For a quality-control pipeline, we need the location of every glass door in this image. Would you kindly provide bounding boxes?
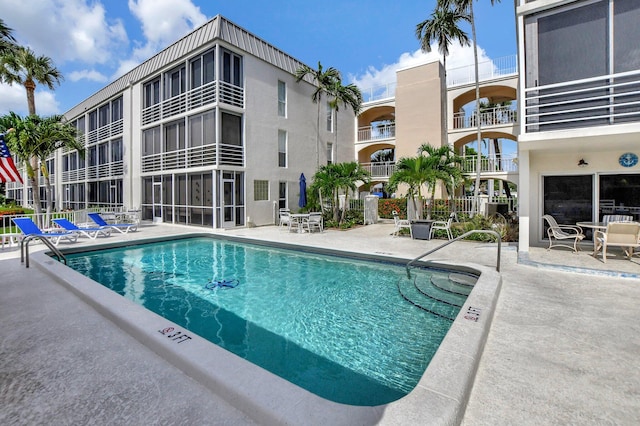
[222,174,235,228]
[153,181,162,223]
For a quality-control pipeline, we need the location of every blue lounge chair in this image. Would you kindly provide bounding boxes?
[52,218,112,239]
[12,217,79,246]
[88,212,138,234]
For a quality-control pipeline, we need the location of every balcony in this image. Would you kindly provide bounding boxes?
[361,161,396,179]
[357,124,396,143]
[447,55,518,87]
[452,107,517,129]
[141,81,244,125]
[524,69,640,133]
[360,82,397,103]
[461,155,518,174]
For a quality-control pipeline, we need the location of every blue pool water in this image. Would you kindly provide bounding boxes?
[65,237,471,406]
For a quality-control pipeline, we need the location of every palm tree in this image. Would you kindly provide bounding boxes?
[416,0,470,140]
[388,155,433,219]
[0,113,81,217]
[295,62,340,167]
[31,115,83,217]
[418,143,463,219]
[334,162,370,223]
[0,18,17,56]
[1,46,64,211]
[328,79,363,159]
[447,0,501,216]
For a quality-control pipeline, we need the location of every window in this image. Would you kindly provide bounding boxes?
[144,77,161,108]
[164,120,185,152]
[165,65,186,98]
[543,175,593,238]
[142,127,161,156]
[326,102,333,132]
[189,110,215,147]
[190,49,215,88]
[111,138,123,162]
[278,130,287,167]
[254,180,269,201]
[111,97,123,122]
[278,181,287,210]
[326,142,333,164]
[76,116,85,136]
[278,80,286,117]
[98,143,109,165]
[99,104,110,127]
[89,110,97,132]
[221,112,242,146]
[221,49,243,87]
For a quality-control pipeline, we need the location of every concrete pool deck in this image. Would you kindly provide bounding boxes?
[1,221,639,425]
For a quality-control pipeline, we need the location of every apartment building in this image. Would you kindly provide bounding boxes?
[6,15,355,228]
[516,0,640,251]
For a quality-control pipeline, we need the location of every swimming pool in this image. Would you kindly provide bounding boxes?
[63,236,473,406]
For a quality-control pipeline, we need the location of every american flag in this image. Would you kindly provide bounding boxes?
[0,133,23,184]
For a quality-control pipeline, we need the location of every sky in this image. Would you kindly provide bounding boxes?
[0,0,517,117]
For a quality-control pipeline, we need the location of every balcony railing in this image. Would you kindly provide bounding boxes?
[141,80,244,125]
[86,119,124,145]
[357,124,396,142]
[452,107,517,129]
[360,82,397,103]
[361,161,396,178]
[447,55,518,87]
[524,69,640,133]
[461,156,518,174]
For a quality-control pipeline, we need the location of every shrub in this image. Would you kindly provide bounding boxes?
[379,198,406,219]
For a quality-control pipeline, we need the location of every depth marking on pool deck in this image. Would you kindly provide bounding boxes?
[158,326,193,344]
[464,306,481,322]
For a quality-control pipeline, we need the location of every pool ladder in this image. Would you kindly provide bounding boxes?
[20,235,67,268]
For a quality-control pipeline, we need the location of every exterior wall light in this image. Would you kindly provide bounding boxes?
[578,158,589,167]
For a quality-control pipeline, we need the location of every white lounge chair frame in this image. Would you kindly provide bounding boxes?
[542,214,585,253]
[430,213,455,240]
[392,210,412,238]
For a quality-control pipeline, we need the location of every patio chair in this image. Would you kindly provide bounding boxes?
[593,222,640,263]
[303,212,323,233]
[52,218,112,240]
[279,209,291,230]
[392,210,412,238]
[602,214,633,225]
[11,217,79,246]
[542,214,585,253]
[430,213,455,240]
[88,213,138,234]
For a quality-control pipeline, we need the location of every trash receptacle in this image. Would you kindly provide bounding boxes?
[410,220,433,240]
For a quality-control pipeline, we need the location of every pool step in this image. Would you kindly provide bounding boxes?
[396,276,460,321]
[448,273,477,287]
[430,275,473,297]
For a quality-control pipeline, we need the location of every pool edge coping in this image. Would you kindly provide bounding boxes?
[31,233,502,426]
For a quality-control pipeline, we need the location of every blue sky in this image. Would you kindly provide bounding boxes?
[0,0,516,117]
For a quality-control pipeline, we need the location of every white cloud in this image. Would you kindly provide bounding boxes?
[350,42,496,92]
[0,0,128,65]
[0,83,60,116]
[68,69,110,83]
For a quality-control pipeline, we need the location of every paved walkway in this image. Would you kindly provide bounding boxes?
[1,222,639,425]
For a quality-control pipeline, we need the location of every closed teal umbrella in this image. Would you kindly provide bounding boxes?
[299,173,307,208]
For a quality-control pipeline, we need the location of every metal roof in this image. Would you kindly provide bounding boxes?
[65,15,311,118]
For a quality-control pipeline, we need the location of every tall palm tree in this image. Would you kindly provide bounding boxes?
[448,0,501,216]
[328,79,363,160]
[1,46,64,211]
[295,61,340,167]
[416,0,470,141]
[0,18,17,56]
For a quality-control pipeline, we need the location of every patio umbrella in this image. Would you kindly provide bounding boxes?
[298,173,307,208]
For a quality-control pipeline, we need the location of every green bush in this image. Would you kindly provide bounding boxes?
[379,198,406,219]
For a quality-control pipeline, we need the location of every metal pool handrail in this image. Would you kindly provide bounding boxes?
[21,235,67,268]
[406,230,501,277]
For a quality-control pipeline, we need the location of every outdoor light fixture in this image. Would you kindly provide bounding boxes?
[578,158,589,167]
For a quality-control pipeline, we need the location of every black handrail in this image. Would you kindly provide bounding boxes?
[406,230,501,278]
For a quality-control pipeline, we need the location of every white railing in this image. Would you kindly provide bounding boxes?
[141,144,218,173]
[218,81,244,108]
[447,55,518,87]
[524,69,640,133]
[452,107,517,129]
[461,155,518,174]
[361,82,397,103]
[361,161,396,178]
[357,123,396,142]
[141,81,223,125]
[86,119,124,145]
